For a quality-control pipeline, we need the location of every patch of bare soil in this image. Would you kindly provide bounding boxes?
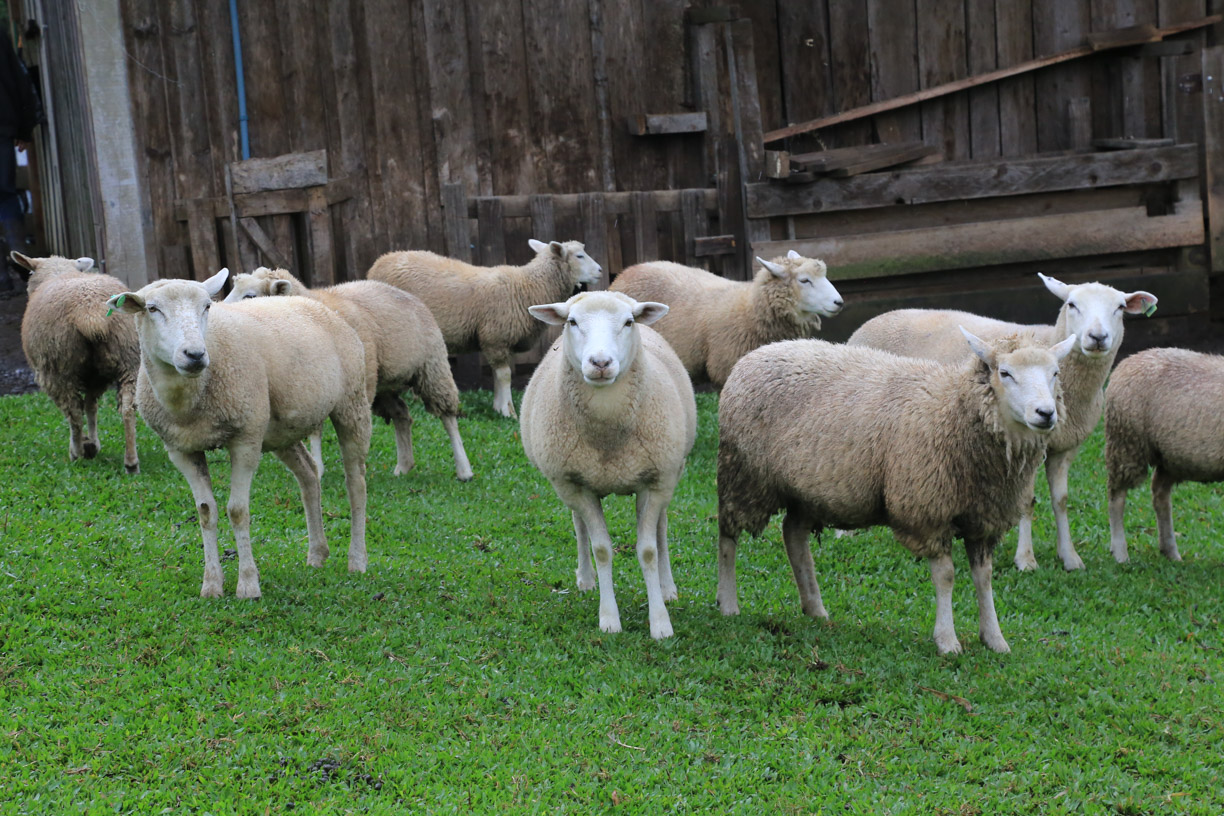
[0,289,36,395]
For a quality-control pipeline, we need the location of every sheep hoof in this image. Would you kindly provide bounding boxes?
[235,582,261,600]
[803,602,829,620]
[661,584,678,602]
[1161,548,1182,562]
[599,617,622,634]
[82,441,100,459]
[393,461,415,476]
[348,556,368,573]
[651,620,674,640]
[455,467,474,482]
[934,633,963,655]
[200,580,223,599]
[1014,555,1038,571]
[980,633,1011,654]
[716,598,740,617]
[575,573,596,592]
[1061,553,1085,571]
[125,463,140,475]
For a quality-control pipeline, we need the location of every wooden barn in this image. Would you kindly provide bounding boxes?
[17,0,1224,383]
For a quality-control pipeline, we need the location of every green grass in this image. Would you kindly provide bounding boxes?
[2,388,1223,814]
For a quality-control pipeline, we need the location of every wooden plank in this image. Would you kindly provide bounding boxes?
[966,0,1001,158]
[776,0,832,132]
[307,187,334,286]
[680,188,708,266]
[747,145,1200,217]
[1202,45,1224,272]
[627,113,709,135]
[462,189,719,219]
[184,199,220,282]
[632,192,659,263]
[1068,96,1094,147]
[693,235,737,256]
[1160,0,1207,147]
[476,198,507,266]
[441,182,471,262]
[587,0,616,190]
[765,150,790,179]
[172,178,358,221]
[421,0,479,192]
[917,0,969,160]
[529,195,556,242]
[1086,23,1161,49]
[825,0,873,148]
[716,134,748,280]
[1033,0,1091,152]
[1093,137,1176,148]
[997,0,1038,156]
[866,0,921,143]
[238,217,291,270]
[579,194,610,287]
[790,141,926,171]
[229,150,328,195]
[753,204,1204,280]
[460,1,493,197]
[766,13,1223,142]
[727,19,765,181]
[796,143,938,177]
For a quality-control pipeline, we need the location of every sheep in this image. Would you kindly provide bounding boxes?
[107,268,371,599]
[717,330,1076,654]
[847,274,1157,571]
[225,266,472,482]
[17,252,140,473]
[608,250,843,388]
[1105,348,1224,564]
[519,290,697,639]
[367,239,603,419]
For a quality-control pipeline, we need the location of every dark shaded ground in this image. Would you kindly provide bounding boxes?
[0,288,36,395]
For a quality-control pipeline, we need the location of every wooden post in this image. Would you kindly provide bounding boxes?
[528,195,556,242]
[476,198,507,266]
[579,193,610,288]
[441,183,472,262]
[307,187,334,286]
[1202,46,1224,320]
[680,189,708,268]
[631,192,659,264]
[184,199,220,282]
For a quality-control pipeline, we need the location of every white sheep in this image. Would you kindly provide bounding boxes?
[17,252,140,472]
[608,250,843,387]
[847,274,1157,571]
[1105,348,1224,563]
[108,269,371,599]
[520,290,697,639]
[717,330,1075,654]
[368,239,603,419]
[225,267,472,481]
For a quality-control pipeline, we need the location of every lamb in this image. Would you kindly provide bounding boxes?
[608,250,843,387]
[847,274,1157,571]
[717,330,1076,654]
[1105,348,1224,564]
[107,269,371,599]
[17,252,140,473]
[225,266,472,481]
[519,290,697,639]
[368,239,603,419]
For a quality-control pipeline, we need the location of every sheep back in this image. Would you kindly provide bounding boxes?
[1105,348,1224,492]
[718,339,1048,557]
[136,296,367,454]
[521,324,696,497]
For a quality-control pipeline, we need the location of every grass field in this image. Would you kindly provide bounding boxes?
[1,388,1222,814]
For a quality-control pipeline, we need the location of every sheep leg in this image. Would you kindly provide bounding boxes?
[635,490,674,639]
[572,511,596,591]
[655,509,677,602]
[1013,477,1038,571]
[333,413,370,574]
[441,414,474,482]
[566,489,620,633]
[82,390,101,459]
[45,383,85,461]
[274,442,329,569]
[226,444,264,599]
[1152,466,1181,561]
[716,532,740,616]
[491,363,517,419]
[1046,449,1084,571]
[118,381,139,474]
[308,429,325,478]
[927,553,962,655]
[1108,486,1131,563]
[782,510,827,619]
[374,393,416,476]
[166,449,224,598]
[967,543,1009,653]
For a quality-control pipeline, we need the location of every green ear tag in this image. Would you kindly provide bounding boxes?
[106,293,126,318]
[1143,302,1157,317]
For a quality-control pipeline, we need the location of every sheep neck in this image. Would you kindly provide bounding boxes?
[142,352,210,415]
[517,254,574,309]
[749,275,818,341]
[562,356,645,433]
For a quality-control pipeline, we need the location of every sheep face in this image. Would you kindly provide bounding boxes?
[757,251,843,322]
[962,327,1076,433]
[109,269,229,377]
[529,238,603,288]
[529,291,667,387]
[1038,274,1157,358]
[12,252,94,290]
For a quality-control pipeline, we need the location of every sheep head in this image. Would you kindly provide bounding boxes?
[108,268,229,377]
[962,327,1075,433]
[756,250,843,327]
[529,238,603,290]
[223,267,300,302]
[1038,273,1157,358]
[529,290,667,387]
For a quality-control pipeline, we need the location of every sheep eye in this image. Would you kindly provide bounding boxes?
[244,292,256,299]
[999,370,1013,381]
[1067,302,1079,312]
[623,318,633,328]
[146,305,158,314]
[576,254,585,259]
[567,318,578,327]
[798,277,810,285]
[204,302,211,311]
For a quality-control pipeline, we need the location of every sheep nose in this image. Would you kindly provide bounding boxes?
[1034,406,1055,428]
[589,355,612,371]
[182,349,207,371]
[1087,330,1108,347]
[832,297,844,308]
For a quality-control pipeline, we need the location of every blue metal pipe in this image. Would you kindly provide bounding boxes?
[229,0,250,160]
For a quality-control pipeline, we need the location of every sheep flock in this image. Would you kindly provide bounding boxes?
[18,238,1222,655]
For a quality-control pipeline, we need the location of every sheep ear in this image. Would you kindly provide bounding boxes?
[1123,290,1158,316]
[527,302,569,325]
[787,249,802,260]
[75,257,94,272]
[527,238,548,254]
[1038,272,1073,301]
[960,326,995,366]
[632,301,669,325]
[9,250,34,271]
[548,240,565,257]
[202,267,229,297]
[757,257,786,278]
[107,291,145,315]
[1050,334,1077,361]
[270,279,292,297]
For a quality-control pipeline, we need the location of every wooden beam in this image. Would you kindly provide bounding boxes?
[1202,46,1224,273]
[627,112,708,135]
[172,177,358,222]
[237,217,291,270]
[1084,23,1160,50]
[460,189,719,219]
[764,14,1223,143]
[693,235,738,256]
[229,150,329,194]
[746,144,1199,218]
[441,183,472,263]
[751,204,1204,280]
[184,199,220,282]
[764,150,790,179]
[307,187,334,286]
[791,142,939,177]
